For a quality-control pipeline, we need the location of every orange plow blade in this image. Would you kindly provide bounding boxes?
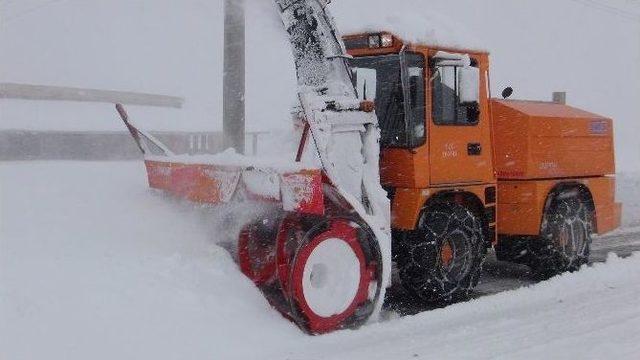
[144,160,324,215]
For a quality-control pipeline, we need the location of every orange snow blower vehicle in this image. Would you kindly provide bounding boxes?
[343,31,621,296]
[117,0,620,334]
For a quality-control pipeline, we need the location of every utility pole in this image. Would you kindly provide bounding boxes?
[223,0,245,154]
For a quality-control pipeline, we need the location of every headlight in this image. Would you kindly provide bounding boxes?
[368,35,381,48]
[381,34,393,47]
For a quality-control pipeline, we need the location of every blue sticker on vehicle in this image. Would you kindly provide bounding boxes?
[589,120,608,135]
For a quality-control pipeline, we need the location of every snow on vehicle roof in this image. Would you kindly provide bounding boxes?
[330,0,486,51]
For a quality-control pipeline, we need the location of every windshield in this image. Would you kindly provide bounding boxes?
[348,53,425,148]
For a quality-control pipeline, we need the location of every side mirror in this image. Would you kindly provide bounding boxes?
[502,87,513,99]
[458,66,480,104]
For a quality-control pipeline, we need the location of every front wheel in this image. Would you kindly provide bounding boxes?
[241,214,383,334]
[285,218,381,334]
[396,202,486,303]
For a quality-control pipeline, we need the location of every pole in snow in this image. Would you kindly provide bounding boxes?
[223,0,246,154]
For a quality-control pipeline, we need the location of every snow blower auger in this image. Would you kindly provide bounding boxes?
[115,0,391,334]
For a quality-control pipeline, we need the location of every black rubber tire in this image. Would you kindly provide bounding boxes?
[396,202,486,303]
[527,194,593,279]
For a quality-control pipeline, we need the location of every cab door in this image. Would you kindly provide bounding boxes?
[428,52,493,185]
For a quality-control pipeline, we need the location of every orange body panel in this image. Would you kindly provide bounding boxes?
[390,188,430,230]
[498,176,621,236]
[492,100,615,179]
[392,184,495,231]
[145,161,242,203]
[380,146,429,188]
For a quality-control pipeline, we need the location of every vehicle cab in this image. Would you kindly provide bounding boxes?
[343,32,497,234]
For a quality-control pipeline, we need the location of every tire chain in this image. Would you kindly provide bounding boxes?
[399,203,486,303]
[532,196,593,277]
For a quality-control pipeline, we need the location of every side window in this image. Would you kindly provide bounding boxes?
[432,63,480,126]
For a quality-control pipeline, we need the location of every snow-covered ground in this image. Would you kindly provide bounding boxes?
[1,161,639,360]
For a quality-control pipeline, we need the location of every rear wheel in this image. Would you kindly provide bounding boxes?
[528,194,593,279]
[396,202,486,303]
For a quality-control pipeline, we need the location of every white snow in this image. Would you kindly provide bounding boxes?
[280,171,318,211]
[617,172,640,228]
[2,161,640,360]
[149,148,313,173]
[1,0,639,357]
[331,0,485,50]
[0,162,299,360]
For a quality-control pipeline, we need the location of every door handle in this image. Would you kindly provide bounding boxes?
[467,143,482,156]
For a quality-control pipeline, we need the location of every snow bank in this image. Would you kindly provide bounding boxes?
[2,161,640,359]
[295,253,640,360]
[0,162,302,360]
[617,172,640,228]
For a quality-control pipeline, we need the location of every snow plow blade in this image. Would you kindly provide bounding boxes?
[144,160,324,215]
[115,0,391,335]
[116,104,324,215]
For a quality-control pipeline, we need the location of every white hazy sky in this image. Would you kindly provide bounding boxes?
[0,0,638,170]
